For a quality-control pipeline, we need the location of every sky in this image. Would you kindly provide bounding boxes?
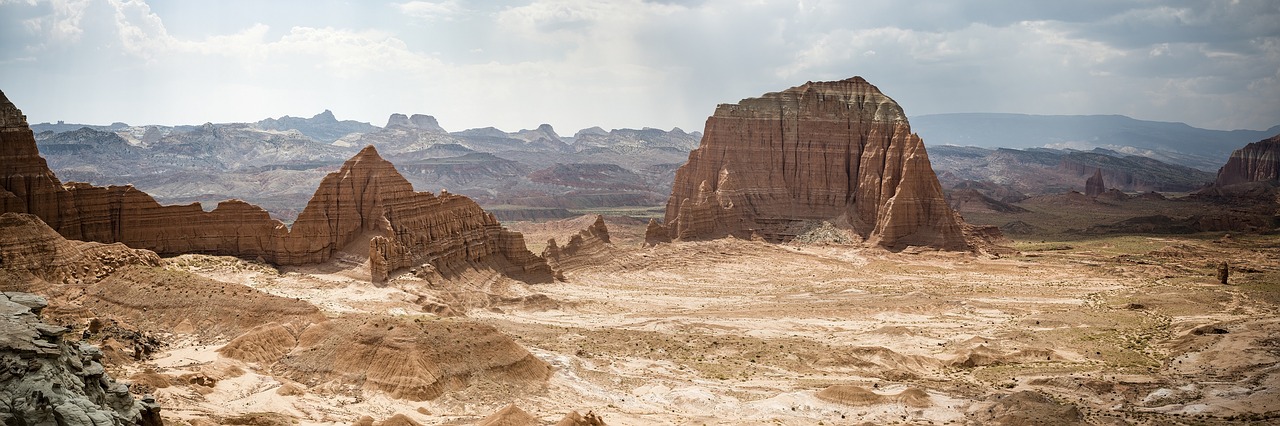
[1,0,1277,134]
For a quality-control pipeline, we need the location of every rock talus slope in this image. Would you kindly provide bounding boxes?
[0,90,550,282]
[652,77,967,250]
[0,212,161,288]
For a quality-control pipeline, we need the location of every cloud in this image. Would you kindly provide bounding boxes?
[21,0,91,44]
[2,0,1277,132]
[105,0,438,75]
[395,0,464,21]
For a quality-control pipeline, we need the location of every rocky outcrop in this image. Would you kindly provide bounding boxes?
[651,77,967,250]
[1211,134,1280,187]
[947,189,1029,214]
[0,292,162,426]
[555,411,607,426]
[221,315,552,402]
[1,90,551,283]
[0,212,160,288]
[254,109,379,143]
[542,215,611,277]
[1085,169,1105,198]
[385,113,446,134]
[277,147,552,283]
[477,404,538,426]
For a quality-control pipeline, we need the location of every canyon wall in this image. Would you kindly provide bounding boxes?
[1,90,550,282]
[1213,134,1280,187]
[652,77,967,250]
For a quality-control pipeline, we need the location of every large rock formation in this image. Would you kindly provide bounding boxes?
[541,215,612,277]
[650,77,967,250]
[0,90,550,283]
[1,292,163,426]
[1212,134,1280,187]
[1084,169,1105,198]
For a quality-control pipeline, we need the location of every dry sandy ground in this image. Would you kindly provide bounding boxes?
[139,219,1279,425]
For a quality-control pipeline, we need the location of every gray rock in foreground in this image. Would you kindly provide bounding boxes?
[0,292,162,426]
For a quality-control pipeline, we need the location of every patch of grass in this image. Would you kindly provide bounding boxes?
[972,363,1097,384]
[1235,270,1280,305]
[569,206,666,219]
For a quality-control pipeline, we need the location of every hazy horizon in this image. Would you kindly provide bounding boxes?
[2,0,1277,133]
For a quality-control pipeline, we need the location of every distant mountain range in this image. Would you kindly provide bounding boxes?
[31,112,700,222]
[929,145,1215,200]
[28,112,1275,223]
[911,113,1280,171]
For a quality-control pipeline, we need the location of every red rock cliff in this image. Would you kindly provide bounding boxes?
[652,77,967,250]
[1213,134,1280,187]
[0,90,550,282]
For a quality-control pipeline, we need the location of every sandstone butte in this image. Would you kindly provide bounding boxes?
[1212,133,1280,187]
[648,77,969,250]
[0,90,551,283]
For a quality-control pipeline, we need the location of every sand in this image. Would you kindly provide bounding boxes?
[125,219,1280,425]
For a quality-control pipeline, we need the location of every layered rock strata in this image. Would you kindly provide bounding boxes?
[650,77,967,250]
[542,215,612,277]
[219,315,552,401]
[1212,134,1280,187]
[0,292,162,426]
[0,212,161,288]
[0,90,550,283]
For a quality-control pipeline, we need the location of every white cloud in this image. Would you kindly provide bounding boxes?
[2,0,1277,132]
[395,1,463,21]
[104,0,438,75]
[21,0,91,43]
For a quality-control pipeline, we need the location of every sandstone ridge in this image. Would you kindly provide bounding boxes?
[0,90,550,283]
[650,77,968,250]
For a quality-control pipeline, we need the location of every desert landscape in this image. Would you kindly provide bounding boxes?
[4,2,1280,425]
[5,71,1280,425]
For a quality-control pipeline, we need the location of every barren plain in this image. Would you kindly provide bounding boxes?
[116,215,1280,425]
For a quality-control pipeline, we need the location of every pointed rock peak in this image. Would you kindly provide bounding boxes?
[355,144,382,159]
[312,109,337,121]
[1,89,28,128]
[1085,169,1106,198]
[478,404,536,426]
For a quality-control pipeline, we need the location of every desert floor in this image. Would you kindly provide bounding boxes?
[140,218,1279,425]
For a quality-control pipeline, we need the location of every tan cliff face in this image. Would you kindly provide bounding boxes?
[653,77,968,250]
[1213,134,1280,187]
[0,90,551,283]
